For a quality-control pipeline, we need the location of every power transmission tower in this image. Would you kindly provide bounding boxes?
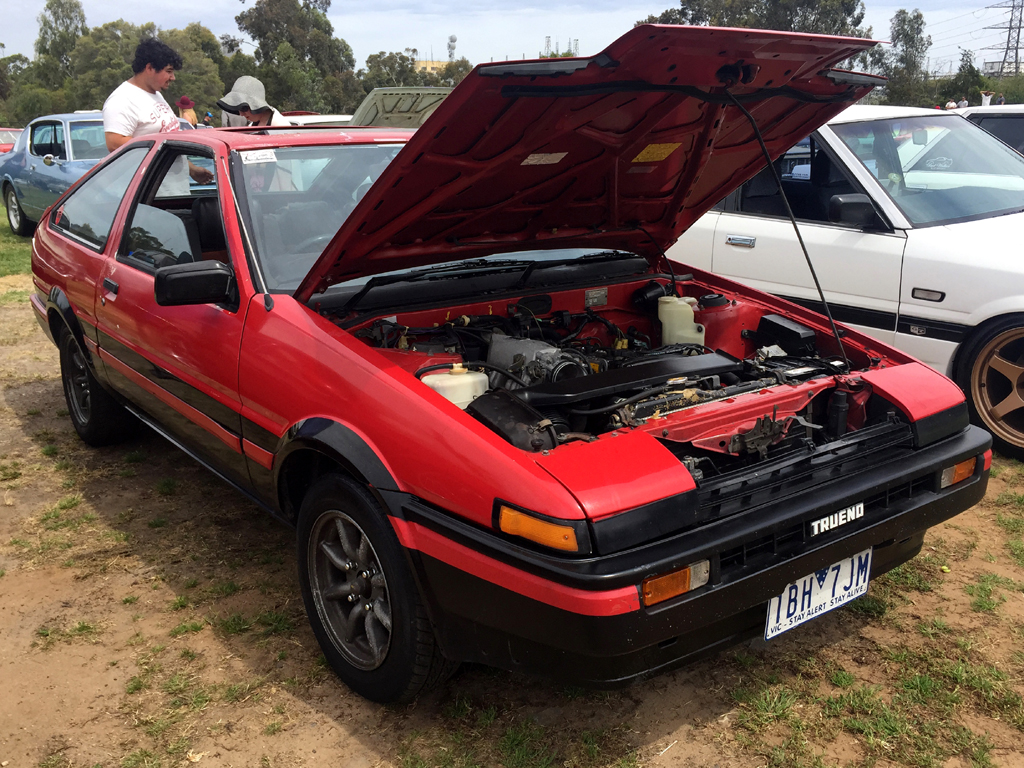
[986,0,1024,77]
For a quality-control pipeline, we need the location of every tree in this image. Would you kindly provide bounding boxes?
[160,26,226,119]
[871,9,932,107]
[360,50,434,91]
[636,0,869,37]
[938,49,984,104]
[69,20,156,110]
[236,0,354,73]
[34,0,87,88]
[438,58,473,87]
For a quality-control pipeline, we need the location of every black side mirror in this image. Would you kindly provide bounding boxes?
[155,261,234,306]
[828,193,883,229]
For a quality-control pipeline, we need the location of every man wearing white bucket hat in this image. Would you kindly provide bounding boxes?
[217,77,291,127]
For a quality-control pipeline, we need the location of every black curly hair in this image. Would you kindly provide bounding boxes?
[131,38,183,74]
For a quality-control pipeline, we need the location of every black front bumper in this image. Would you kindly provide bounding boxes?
[384,425,991,687]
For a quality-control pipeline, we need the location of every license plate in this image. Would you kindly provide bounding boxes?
[764,548,873,640]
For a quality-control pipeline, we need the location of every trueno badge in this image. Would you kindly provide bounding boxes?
[810,502,864,536]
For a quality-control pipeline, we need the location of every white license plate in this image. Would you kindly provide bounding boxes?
[764,547,873,640]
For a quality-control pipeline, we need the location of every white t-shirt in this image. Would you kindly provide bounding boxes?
[103,81,189,196]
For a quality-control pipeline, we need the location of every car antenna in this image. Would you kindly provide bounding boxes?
[724,89,851,374]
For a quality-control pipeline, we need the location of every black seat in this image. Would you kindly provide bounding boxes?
[740,162,787,217]
[192,196,226,254]
[810,151,856,222]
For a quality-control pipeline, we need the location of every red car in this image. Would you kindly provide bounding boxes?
[0,128,22,154]
[31,26,990,703]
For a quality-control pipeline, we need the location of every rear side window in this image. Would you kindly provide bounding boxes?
[69,121,108,160]
[52,147,148,249]
[30,122,65,159]
[974,116,1024,154]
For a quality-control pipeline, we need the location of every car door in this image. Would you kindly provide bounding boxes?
[92,140,254,488]
[20,121,70,218]
[673,135,907,347]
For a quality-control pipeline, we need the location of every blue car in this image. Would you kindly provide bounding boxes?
[1,112,198,236]
[1,112,109,235]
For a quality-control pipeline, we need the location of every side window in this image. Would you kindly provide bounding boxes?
[120,147,227,271]
[976,117,1024,154]
[736,138,859,224]
[52,147,148,249]
[30,123,66,159]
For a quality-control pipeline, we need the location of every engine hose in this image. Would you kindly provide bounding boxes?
[414,362,531,388]
[568,384,673,416]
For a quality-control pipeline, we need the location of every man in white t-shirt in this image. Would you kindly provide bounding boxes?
[103,38,213,193]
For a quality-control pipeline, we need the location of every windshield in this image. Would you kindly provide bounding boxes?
[0,130,20,144]
[239,143,404,291]
[69,122,107,160]
[831,115,1024,226]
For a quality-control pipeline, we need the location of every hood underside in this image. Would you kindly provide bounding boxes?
[295,24,880,301]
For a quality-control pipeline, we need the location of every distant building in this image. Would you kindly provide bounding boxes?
[983,60,1024,77]
[415,60,448,74]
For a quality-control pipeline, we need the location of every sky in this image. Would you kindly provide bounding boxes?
[0,0,1018,79]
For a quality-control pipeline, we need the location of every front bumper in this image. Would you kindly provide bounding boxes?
[384,424,990,687]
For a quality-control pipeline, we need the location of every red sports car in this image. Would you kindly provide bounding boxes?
[30,26,990,703]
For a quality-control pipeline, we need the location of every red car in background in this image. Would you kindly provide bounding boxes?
[0,128,22,154]
[30,26,990,703]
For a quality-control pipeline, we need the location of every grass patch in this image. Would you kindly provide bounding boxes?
[155,478,177,496]
[263,721,282,735]
[147,517,168,529]
[0,228,32,276]
[169,621,204,637]
[124,450,145,463]
[964,573,1022,612]
[497,721,556,768]
[121,748,160,768]
[212,580,240,597]
[169,596,188,611]
[40,444,58,457]
[122,595,139,605]
[255,610,293,635]
[218,613,253,635]
[0,460,21,481]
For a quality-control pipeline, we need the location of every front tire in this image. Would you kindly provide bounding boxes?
[956,315,1024,460]
[58,327,135,446]
[297,473,454,703]
[5,186,32,237]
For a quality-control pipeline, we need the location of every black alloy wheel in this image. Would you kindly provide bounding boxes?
[58,327,135,446]
[5,186,31,237]
[956,315,1024,461]
[297,473,455,703]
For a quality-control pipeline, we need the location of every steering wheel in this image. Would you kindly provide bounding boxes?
[294,233,334,253]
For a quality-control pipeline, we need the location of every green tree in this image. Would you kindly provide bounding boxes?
[261,41,324,112]
[236,0,354,73]
[437,57,473,87]
[636,0,869,37]
[938,49,985,104]
[360,50,433,91]
[323,69,365,113]
[34,0,87,88]
[871,9,932,107]
[160,26,225,119]
[0,54,30,102]
[69,20,156,110]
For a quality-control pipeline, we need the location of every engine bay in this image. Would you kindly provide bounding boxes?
[341,276,894,476]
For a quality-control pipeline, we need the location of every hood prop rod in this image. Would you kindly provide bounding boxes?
[724,89,850,374]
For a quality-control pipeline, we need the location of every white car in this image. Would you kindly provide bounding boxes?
[954,104,1024,153]
[671,105,1024,458]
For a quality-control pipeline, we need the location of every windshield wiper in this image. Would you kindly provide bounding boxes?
[513,250,638,288]
[339,258,535,313]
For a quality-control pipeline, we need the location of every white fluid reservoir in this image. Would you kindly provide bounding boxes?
[421,367,489,409]
[658,295,706,346]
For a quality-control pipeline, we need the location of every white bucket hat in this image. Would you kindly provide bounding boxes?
[217,76,271,114]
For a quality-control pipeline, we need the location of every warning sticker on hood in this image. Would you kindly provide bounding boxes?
[633,143,681,163]
[521,152,567,166]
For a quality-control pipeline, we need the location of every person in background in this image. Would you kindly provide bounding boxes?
[102,38,213,184]
[201,112,213,127]
[945,98,957,109]
[176,95,198,127]
[957,95,969,108]
[997,93,1007,105]
[981,90,995,107]
[217,76,290,127]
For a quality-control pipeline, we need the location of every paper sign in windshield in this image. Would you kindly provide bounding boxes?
[240,149,278,165]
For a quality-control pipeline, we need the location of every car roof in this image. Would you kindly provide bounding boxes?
[28,112,104,123]
[141,126,416,152]
[954,104,1024,115]
[828,104,953,124]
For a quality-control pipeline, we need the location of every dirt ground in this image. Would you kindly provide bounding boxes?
[2,271,1024,768]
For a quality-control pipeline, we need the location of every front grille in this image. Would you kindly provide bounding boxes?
[694,419,915,522]
[714,471,935,584]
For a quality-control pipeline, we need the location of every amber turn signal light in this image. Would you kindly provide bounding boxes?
[642,560,710,607]
[498,505,579,552]
[940,457,976,489]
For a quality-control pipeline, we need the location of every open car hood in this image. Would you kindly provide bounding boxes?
[295,25,880,301]
[349,87,453,127]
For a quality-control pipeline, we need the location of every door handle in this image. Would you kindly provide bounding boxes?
[725,235,756,248]
[103,278,119,295]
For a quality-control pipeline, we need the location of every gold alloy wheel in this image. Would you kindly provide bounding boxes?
[970,326,1024,450]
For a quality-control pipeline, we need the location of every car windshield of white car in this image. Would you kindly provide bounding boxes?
[832,116,1024,226]
[237,143,403,291]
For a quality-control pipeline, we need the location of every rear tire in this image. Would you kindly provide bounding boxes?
[5,186,32,237]
[955,315,1024,461]
[58,327,135,446]
[297,473,455,703]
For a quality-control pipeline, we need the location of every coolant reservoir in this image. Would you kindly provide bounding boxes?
[421,366,489,409]
[658,296,706,346]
